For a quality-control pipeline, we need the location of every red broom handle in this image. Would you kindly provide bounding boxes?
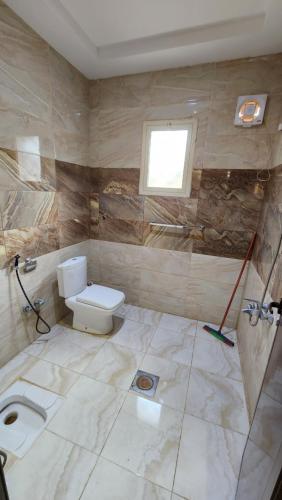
[219,232,257,332]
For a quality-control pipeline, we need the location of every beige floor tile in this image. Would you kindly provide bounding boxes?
[110,319,156,352]
[24,327,105,373]
[125,305,162,326]
[185,368,249,434]
[173,415,246,500]
[148,327,195,365]
[192,337,242,381]
[6,430,97,500]
[140,354,190,411]
[102,393,183,491]
[83,342,144,390]
[81,457,171,500]
[48,375,126,453]
[159,314,197,336]
[22,358,79,395]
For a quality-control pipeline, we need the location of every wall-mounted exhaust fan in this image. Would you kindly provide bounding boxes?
[234,94,267,127]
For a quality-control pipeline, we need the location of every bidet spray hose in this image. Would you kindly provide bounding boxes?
[14,255,51,335]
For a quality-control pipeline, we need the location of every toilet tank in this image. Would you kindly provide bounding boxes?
[57,256,87,298]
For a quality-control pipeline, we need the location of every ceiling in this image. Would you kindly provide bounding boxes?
[4,0,282,79]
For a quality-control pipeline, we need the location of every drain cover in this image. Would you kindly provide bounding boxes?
[130,370,159,397]
[4,412,18,425]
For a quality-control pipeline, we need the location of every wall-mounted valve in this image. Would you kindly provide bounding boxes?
[242,298,281,326]
[22,298,46,314]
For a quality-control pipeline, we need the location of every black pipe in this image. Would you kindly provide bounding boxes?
[14,255,51,335]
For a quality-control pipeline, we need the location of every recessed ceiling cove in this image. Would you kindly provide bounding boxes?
[4,0,282,78]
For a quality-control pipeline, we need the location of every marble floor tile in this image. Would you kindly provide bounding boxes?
[25,327,105,373]
[110,319,156,352]
[48,376,126,453]
[159,314,197,336]
[22,358,79,395]
[81,457,171,500]
[140,354,190,411]
[83,342,144,390]
[125,305,162,326]
[171,495,186,500]
[192,337,242,381]
[0,352,36,393]
[102,393,183,491]
[185,368,249,434]
[6,430,97,500]
[173,414,246,500]
[148,327,195,366]
[196,321,237,343]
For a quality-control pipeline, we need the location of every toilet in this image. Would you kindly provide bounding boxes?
[57,256,125,335]
[0,380,62,458]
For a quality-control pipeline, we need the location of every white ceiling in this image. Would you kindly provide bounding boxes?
[4,0,282,79]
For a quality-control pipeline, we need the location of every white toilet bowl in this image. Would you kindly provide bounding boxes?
[57,256,125,335]
[66,284,124,334]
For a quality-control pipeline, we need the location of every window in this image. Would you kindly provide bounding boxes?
[139,119,197,197]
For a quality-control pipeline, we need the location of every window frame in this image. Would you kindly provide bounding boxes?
[139,118,197,197]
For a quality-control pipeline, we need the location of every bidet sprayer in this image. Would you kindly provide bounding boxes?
[14,254,21,269]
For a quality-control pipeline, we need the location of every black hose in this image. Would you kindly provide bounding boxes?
[14,255,51,335]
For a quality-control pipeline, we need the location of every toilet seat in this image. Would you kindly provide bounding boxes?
[76,284,124,310]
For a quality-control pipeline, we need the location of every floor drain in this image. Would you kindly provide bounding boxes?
[4,412,18,425]
[130,370,159,398]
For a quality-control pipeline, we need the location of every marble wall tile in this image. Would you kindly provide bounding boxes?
[237,263,278,419]
[0,148,56,192]
[90,193,99,237]
[134,289,200,319]
[197,198,261,232]
[49,48,89,166]
[90,72,154,110]
[93,239,143,269]
[192,227,254,259]
[199,168,265,202]
[58,218,89,248]
[143,224,193,252]
[203,134,272,170]
[144,196,197,225]
[0,67,54,158]
[100,194,144,221]
[53,131,89,167]
[0,231,6,269]
[98,107,144,169]
[4,224,59,263]
[57,192,89,222]
[139,269,191,300]
[98,218,144,245]
[190,253,246,285]
[99,167,140,195]
[55,160,92,192]
[89,167,101,193]
[0,191,57,229]
[0,2,51,106]
[141,246,191,276]
[213,55,282,101]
